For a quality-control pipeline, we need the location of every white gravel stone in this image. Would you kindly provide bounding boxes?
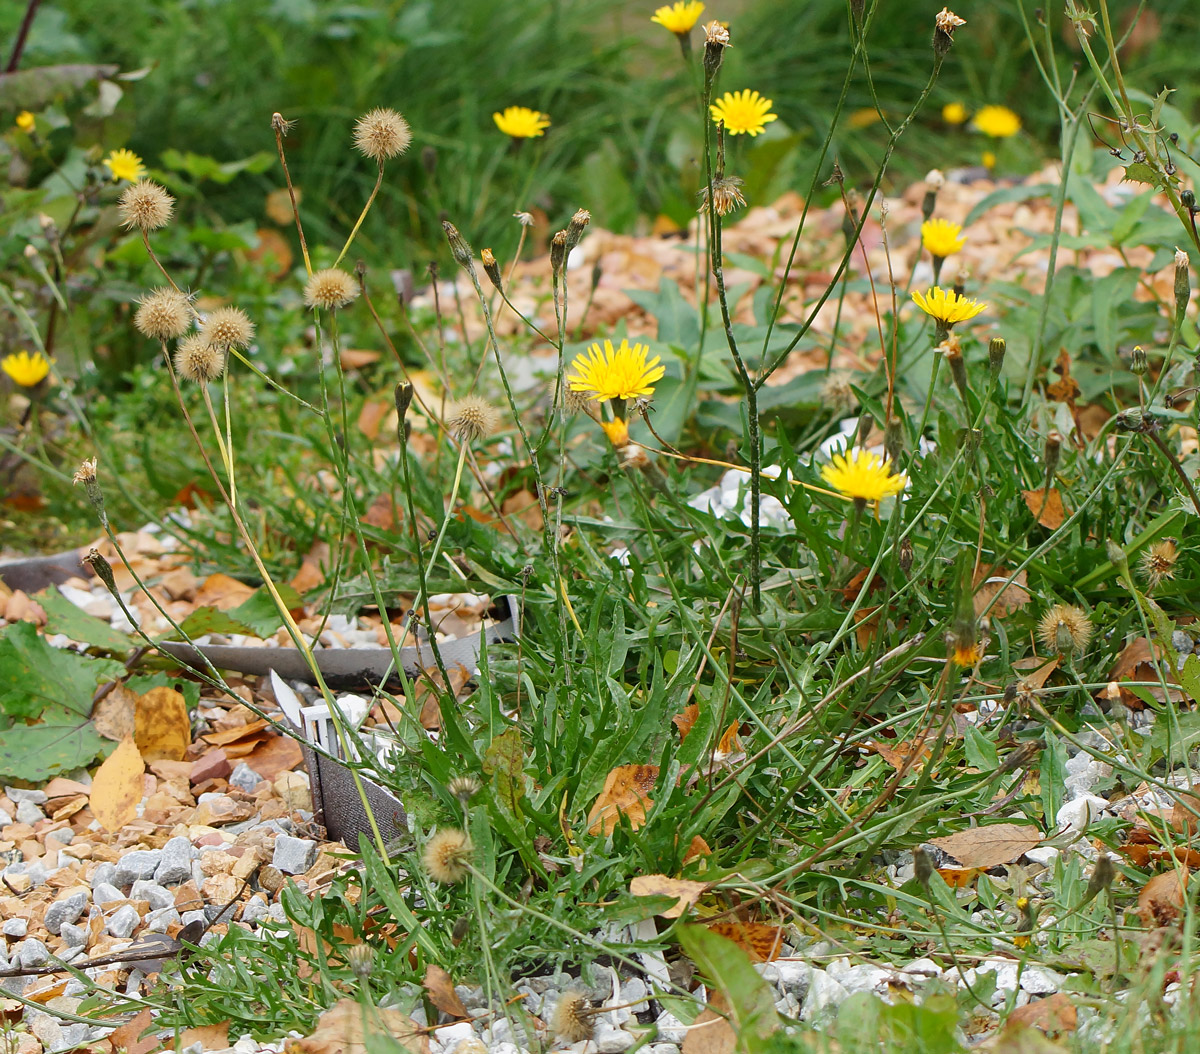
[155,836,194,886]
[114,849,162,888]
[1025,847,1060,867]
[131,880,175,911]
[272,834,317,875]
[594,1020,635,1052]
[1020,965,1064,994]
[106,903,141,939]
[5,787,47,804]
[90,862,117,888]
[1056,794,1110,833]
[2,918,27,937]
[229,763,264,791]
[16,799,45,824]
[44,890,88,934]
[436,1023,475,1051]
[655,1012,688,1045]
[775,960,812,998]
[17,939,49,969]
[92,882,125,906]
[59,922,87,947]
[902,958,941,977]
[241,895,269,925]
[144,907,181,933]
[801,970,848,1021]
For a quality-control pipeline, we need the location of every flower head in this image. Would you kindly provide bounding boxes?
[709,90,778,137]
[820,448,907,503]
[911,286,987,327]
[942,102,968,125]
[699,176,747,217]
[493,106,551,139]
[200,306,255,350]
[972,105,1021,138]
[303,268,359,311]
[567,339,664,402]
[2,350,50,387]
[1139,539,1179,591]
[600,418,631,448]
[551,990,594,1044]
[651,1,705,34]
[935,8,967,33]
[422,828,471,883]
[1037,603,1092,657]
[447,397,500,443]
[73,457,98,486]
[134,287,192,340]
[118,180,174,231]
[15,111,35,133]
[352,108,411,162]
[103,148,146,183]
[174,335,225,383]
[921,218,966,259]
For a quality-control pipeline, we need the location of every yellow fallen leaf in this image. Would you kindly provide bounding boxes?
[630,874,710,919]
[90,736,145,833]
[135,685,191,762]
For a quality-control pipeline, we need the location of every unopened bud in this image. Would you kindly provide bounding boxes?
[550,230,568,275]
[898,537,914,576]
[921,169,945,221]
[953,267,969,298]
[1130,345,1148,376]
[913,846,934,887]
[884,415,905,465]
[564,208,591,253]
[1105,539,1129,579]
[988,337,1006,380]
[1086,853,1115,898]
[1044,431,1061,481]
[394,382,414,444]
[347,943,374,981]
[84,549,118,595]
[941,336,969,404]
[1175,248,1190,326]
[481,248,503,293]
[441,221,474,269]
[1183,189,1197,211]
[590,259,603,293]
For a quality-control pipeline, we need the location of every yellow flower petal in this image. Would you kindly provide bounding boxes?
[567,339,665,402]
[651,1,705,33]
[103,148,146,183]
[709,90,778,137]
[819,448,907,503]
[921,218,966,259]
[910,286,987,327]
[493,106,551,139]
[2,350,51,387]
[971,105,1021,138]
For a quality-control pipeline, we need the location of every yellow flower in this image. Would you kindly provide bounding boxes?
[942,102,968,125]
[103,148,147,183]
[921,218,966,259]
[911,286,987,327]
[709,90,778,137]
[951,640,982,667]
[15,111,35,132]
[567,339,665,402]
[600,418,631,448]
[2,350,51,387]
[972,105,1021,139]
[651,1,704,34]
[981,150,997,169]
[820,448,907,503]
[493,106,551,139]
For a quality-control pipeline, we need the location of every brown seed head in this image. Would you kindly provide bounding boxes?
[564,208,591,252]
[118,180,175,231]
[73,457,98,485]
[353,108,412,162]
[551,990,594,1044]
[1037,602,1092,657]
[174,335,226,383]
[271,112,295,136]
[303,268,360,311]
[422,828,471,883]
[134,287,192,340]
[1139,539,1179,591]
[200,306,255,350]
[447,396,500,443]
[700,176,747,217]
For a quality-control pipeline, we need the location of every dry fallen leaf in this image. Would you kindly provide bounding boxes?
[108,1008,158,1054]
[973,565,1031,618]
[928,823,1043,869]
[1012,656,1059,691]
[243,734,304,780]
[936,866,984,889]
[706,921,784,963]
[1138,867,1188,928]
[587,764,659,835]
[294,998,428,1054]
[1005,993,1077,1035]
[681,1007,735,1054]
[866,738,930,774]
[673,704,699,741]
[134,685,191,762]
[630,874,710,919]
[683,836,712,864]
[179,1023,230,1051]
[92,683,138,741]
[90,737,145,833]
[423,964,470,1019]
[1021,488,1070,530]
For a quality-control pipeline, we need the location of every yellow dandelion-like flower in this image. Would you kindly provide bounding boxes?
[103,148,147,183]
[820,448,907,503]
[567,339,665,402]
[972,105,1021,139]
[16,111,35,133]
[493,106,551,139]
[911,286,987,327]
[709,90,778,137]
[600,418,631,448]
[2,350,51,387]
[981,150,997,169]
[921,218,966,259]
[951,639,982,667]
[942,102,968,125]
[651,1,705,34]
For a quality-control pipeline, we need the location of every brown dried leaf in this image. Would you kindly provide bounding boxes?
[91,683,137,741]
[1138,868,1188,928]
[587,764,659,835]
[673,704,699,741]
[715,722,741,756]
[1012,656,1059,690]
[683,836,713,864]
[242,734,304,780]
[108,1009,158,1054]
[866,738,929,774]
[134,686,191,762]
[90,737,145,833]
[928,823,1043,869]
[706,921,784,963]
[973,565,1031,618]
[1170,786,1200,835]
[1021,488,1070,530]
[936,866,983,889]
[1005,993,1077,1035]
[202,718,270,747]
[681,1008,735,1054]
[630,874,710,919]
[423,964,470,1019]
[294,998,428,1054]
[178,1023,230,1051]
[1046,349,1080,408]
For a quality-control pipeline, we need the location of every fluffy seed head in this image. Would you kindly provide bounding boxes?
[200,306,255,350]
[303,268,360,311]
[134,287,192,340]
[448,776,481,803]
[1037,603,1092,657]
[353,108,411,162]
[1139,539,1179,591]
[174,335,226,383]
[118,180,175,231]
[551,990,594,1044]
[447,397,500,442]
[422,828,471,883]
[819,370,860,413]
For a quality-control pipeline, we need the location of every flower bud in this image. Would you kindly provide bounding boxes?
[1044,431,1061,481]
[1175,248,1190,326]
[933,7,966,58]
[442,220,474,269]
[564,208,591,253]
[1130,345,1148,376]
[988,337,1006,380]
[84,548,118,594]
[550,230,568,275]
[913,846,934,887]
[481,248,503,293]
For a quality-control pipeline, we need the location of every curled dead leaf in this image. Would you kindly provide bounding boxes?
[928,823,1043,869]
[587,764,659,835]
[630,874,710,919]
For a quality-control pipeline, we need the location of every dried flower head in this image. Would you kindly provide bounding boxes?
[73,457,98,485]
[935,8,966,33]
[1139,539,1179,591]
[709,90,778,137]
[925,168,947,190]
[271,112,295,136]
[200,306,255,350]
[702,20,730,46]
[174,335,226,383]
[921,218,966,259]
[353,108,412,162]
[972,105,1021,139]
[103,148,146,183]
[819,370,860,413]
[651,1,705,34]
[447,776,481,803]
[942,102,968,124]
[551,989,594,1044]
[700,176,747,217]
[563,383,597,414]
[1037,602,1092,657]
[513,211,535,227]
[346,943,374,981]
[118,180,175,231]
[820,448,907,504]
[134,287,192,340]
[565,208,591,252]
[447,397,500,443]
[911,286,986,327]
[2,349,51,387]
[303,268,360,311]
[493,106,551,139]
[422,828,471,883]
[567,340,665,402]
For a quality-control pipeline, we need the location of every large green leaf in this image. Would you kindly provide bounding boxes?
[0,621,124,720]
[0,721,108,783]
[676,925,778,1045]
[37,586,135,654]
